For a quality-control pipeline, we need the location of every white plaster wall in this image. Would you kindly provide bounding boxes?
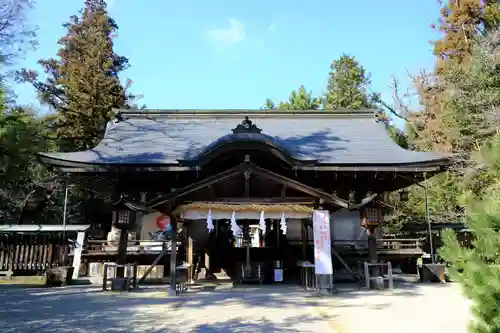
[138,212,184,241]
[139,212,163,239]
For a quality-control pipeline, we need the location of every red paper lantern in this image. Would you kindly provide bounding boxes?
[155,214,171,231]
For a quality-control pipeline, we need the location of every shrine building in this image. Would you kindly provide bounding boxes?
[37,109,452,290]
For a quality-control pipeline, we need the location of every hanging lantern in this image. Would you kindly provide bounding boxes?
[400,189,409,202]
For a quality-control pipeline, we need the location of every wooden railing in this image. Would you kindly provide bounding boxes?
[379,238,423,251]
[84,240,181,255]
[288,238,422,251]
[333,238,422,251]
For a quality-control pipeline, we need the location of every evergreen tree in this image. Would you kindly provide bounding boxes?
[264,85,321,110]
[263,98,275,110]
[20,0,138,152]
[440,136,500,333]
[0,97,54,223]
[279,85,322,110]
[401,4,500,222]
[324,54,372,109]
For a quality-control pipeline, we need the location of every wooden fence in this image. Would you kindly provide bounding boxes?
[0,233,70,275]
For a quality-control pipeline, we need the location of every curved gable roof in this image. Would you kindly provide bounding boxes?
[38,109,452,170]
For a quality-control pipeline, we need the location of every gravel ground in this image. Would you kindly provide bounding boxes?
[311,282,472,333]
[0,282,471,333]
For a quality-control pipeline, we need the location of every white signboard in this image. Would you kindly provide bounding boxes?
[313,210,333,275]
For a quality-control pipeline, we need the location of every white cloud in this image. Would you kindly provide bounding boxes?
[204,18,246,47]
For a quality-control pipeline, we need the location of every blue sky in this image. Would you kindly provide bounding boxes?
[14,0,441,112]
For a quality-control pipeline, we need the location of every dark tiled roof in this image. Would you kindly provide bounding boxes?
[38,109,450,167]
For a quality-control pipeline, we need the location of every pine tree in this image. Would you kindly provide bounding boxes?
[20,0,138,152]
[263,85,321,110]
[440,136,500,333]
[262,98,275,110]
[279,85,321,110]
[324,54,372,109]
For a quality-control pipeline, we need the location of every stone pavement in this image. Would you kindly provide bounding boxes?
[0,284,335,333]
[0,282,471,333]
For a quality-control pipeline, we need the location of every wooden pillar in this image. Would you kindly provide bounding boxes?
[168,217,178,296]
[305,222,310,261]
[367,227,378,263]
[116,229,128,278]
[301,219,307,260]
[368,226,382,289]
[185,222,193,283]
[135,192,147,240]
[214,220,218,270]
[204,251,210,277]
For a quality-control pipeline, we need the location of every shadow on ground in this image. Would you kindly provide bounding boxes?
[0,281,452,333]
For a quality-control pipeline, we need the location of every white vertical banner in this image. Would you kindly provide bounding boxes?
[313,210,333,275]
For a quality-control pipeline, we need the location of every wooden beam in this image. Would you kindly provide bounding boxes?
[331,248,358,281]
[146,163,246,208]
[139,242,169,282]
[247,164,349,208]
[188,197,316,204]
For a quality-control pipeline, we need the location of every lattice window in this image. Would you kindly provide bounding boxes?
[360,207,381,228]
[117,211,130,224]
[364,208,380,224]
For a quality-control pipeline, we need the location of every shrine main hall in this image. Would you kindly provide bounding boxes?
[37,109,451,291]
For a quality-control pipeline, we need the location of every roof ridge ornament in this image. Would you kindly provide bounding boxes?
[232,116,262,134]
